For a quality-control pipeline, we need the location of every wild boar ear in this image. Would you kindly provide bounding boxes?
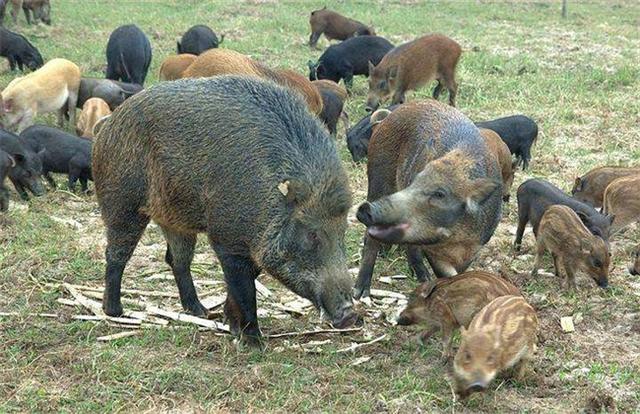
[12,153,26,166]
[418,280,437,298]
[370,108,391,125]
[368,61,376,73]
[6,154,16,168]
[278,179,311,206]
[388,66,398,80]
[575,210,588,223]
[466,178,500,212]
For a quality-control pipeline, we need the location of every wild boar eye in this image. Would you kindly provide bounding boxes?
[432,190,446,199]
[378,80,386,89]
[464,350,472,363]
[593,259,602,268]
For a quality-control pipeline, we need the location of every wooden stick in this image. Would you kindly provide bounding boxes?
[81,289,148,308]
[369,289,406,300]
[270,303,306,316]
[53,282,179,298]
[72,314,142,325]
[0,312,58,318]
[200,295,225,310]
[57,298,78,307]
[265,327,362,339]
[63,283,105,316]
[254,279,273,298]
[97,331,141,342]
[146,305,230,333]
[336,334,387,353]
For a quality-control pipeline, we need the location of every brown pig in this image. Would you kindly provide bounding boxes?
[628,244,640,276]
[532,205,610,289]
[602,174,640,234]
[76,97,111,139]
[572,166,640,208]
[308,7,375,48]
[312,79,349,134]
[354,101,502,298]
[479,128,515,202]
[365,34,461,111]
[397,271,520,360]
[453,295,538,398]
[159,54,197,81]
[182,49,323,115]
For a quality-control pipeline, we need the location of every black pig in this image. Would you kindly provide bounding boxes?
[514,178,613,251]
[0,27,43,71]
[77,78,143,110]
[0,128,44,200]
[475,115,538,170]
[346,104,399,162]
[92,76,361,346]
[20,125,92,193]
[105,24,152,86]
[0,148,12,211]
[177,24,224,55]
[308,35,394,90]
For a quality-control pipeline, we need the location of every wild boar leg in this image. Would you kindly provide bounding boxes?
[442,71,458,107]
[344,72,354,91]
[418,326,438,346]
[309,31,321,48]
[354,234,382,299]
[103,215,150,316]
[391,89,405,105]
[551,253,561,277]
[514,210,529,251]
[67,171,79,192]
[406,246,431,281]
[564,262,577,291]
[79,177,89,193]
[213,245,262,345]
[43,172,56,189]
[440,321,455,361]
[162,228,207,316]
[432,80,444,100]
[530,240,545,277]
[12,180,29,200]
[67,91,78,128]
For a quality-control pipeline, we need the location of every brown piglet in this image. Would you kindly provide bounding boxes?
[602,174,640,234]
[572,166,640,208]
[159,54,197,81]
[308,7,374,48]
[453,295,538,398]
[479,128,515,202]
[76,97,111,139]
[365,34,461,111]
[532,205,610,289]
[397,271,520,360]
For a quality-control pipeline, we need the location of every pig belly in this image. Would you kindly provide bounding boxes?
[37,86,69,113]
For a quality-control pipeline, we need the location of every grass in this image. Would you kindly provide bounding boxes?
[1,0,640,412]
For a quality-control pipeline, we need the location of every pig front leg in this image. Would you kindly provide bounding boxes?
[308,31,322,48]
[43,172,57,189]
[391,89,406,105]
[213,244,262,348]
[406,246,431,282]
[354,234,381,299]
[514,210,529,252]
[530,240,545,277]
[563,261,577,291]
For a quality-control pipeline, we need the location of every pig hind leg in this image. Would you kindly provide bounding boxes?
[530,239,545,277]
[309,31,322,48]
[514,204,529,252]
[162,228,207,316]
[103,213,150,316]
[441,69,458,107]
[212,243,262,346]
[432,80,444,100]
[66,90,78,128]
[354,234,382,299]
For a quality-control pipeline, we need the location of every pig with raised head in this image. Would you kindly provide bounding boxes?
[573,166,640,209]
[475,115,538,170]
[397,271,519,360]
[453,295,538,398]
[177,25,223,55]
[365,34,461,111]
[92,76,360,346]
[628,245,640,276]
[346,104,400,162]
[105,24,152,86]
[602,174,640,234]
[479,128,515,202]
[308,35,394,90]
[0,27,43,71]
[531,205,610,289]
[308,7,375,48]
[514,179,613,251]
[354,101,502,298]
[0,128,44,200]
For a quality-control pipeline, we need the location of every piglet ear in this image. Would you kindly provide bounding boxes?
[370,108,391,125]
[3,98,13,113]
[466,178,501,212]
[278,179,311,206]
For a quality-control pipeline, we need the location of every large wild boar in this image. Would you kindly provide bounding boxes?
[479,128,515,202]
[453,295,538,398]
[182,48,323,115]
[397,271,519,360]
[0,128,44,200]
[354,101,502,298]
[602,174,640,234]
[475,115,538,170]
[572,166,640,209]
[308,7,375,47]
[365,34,461,111]
[514,179,613,251]
[105,24,152,86]
[531,205,610,289]
[92,76,360,346]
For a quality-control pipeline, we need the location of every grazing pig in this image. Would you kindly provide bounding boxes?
[354,101,502,298]
[572,166,640,208]
[177,25,223,55]
[105,24,152,86]
[479,128,515,202]
[0,27,43,71]
[182,49,323,115]
[0,148,12,211]
[1,58,81,133]
[514,179,613,251]
[475,115,538,170]
[0,127,44,199]
[21,125,92,192]
[159,54,197,81]
[77,78,142,111]
[76,98,111,139]
[346,104,399,162]
[602,174,640,234]
[628,244,640,276]
[308,7,375,48]
[397,271,520,360]
[18,0,49,25]
[312,80,348,136]
[92,76,360,346]
[308,35,394,89]
[453,295,538,398]
[365,34,461,111]
[531,205,610,289]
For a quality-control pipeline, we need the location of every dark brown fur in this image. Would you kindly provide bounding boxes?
[308,7,375,47]
[572,166,640,208]
[365,34,461,111]
[532,205,610,289]
[602,174,640,234]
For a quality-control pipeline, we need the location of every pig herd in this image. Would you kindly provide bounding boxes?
[0,5,638,401]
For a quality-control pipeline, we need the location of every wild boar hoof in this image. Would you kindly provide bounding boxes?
[185,301,208,317]
[352,285,369,300]
[238,333,265,351]
[103,300,123,317]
